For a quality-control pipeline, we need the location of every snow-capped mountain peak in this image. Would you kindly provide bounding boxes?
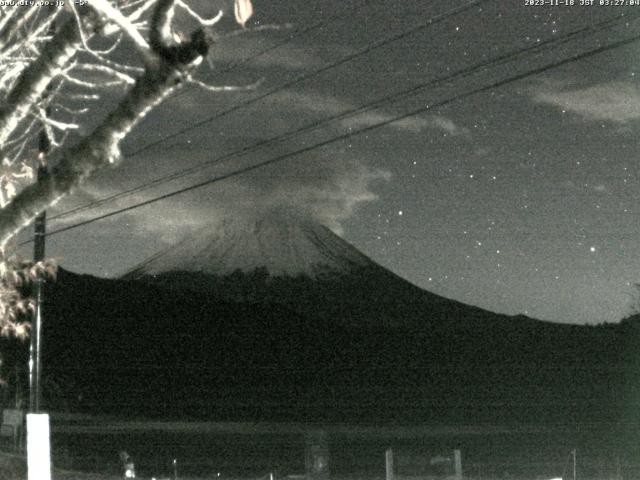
[126,212,374,279]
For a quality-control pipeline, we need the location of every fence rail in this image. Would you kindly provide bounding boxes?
[3,417,640,480]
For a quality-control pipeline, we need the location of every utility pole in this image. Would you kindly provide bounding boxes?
[27,8,54,480]
[28,132,48,413]
[26,114,52,480]
[26,105,53,480]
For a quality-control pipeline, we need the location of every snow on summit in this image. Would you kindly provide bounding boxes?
[126,211,374,279]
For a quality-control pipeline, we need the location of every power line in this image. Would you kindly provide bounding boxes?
[167,0,376,103]
[50,5,389,222]
[29,30,640,243]
[122,0,489,158]
[39,32,640,238]
[49,11,638,222]
[51,0,490,220]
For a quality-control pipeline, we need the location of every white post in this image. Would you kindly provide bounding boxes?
[27,413,51,480]
[453,449,462,480]
[385,448,394,480]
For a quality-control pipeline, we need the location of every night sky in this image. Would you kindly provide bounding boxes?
[22,0,640,324]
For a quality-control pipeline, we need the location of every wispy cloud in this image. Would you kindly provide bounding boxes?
[273,91,470,136]
[563,180,610,194]
[532,81,640,123]
[206,33,324,71]
[51,147,391,241]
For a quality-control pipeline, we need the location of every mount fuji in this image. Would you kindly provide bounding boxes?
[126,212,374,279]
[4,211,635,424]
[122,211,507,330]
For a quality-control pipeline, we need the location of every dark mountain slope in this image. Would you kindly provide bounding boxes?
[0,213,634,425]
[17,268,633,425]
[124,214,543,331]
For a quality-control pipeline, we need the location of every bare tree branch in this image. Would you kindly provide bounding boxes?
[0,0,255,333]
[188,76,263,93]
[0,10,99,147]
[176,1,223,27]
[88,0,152,61]
[0,4,39,51]
[0,0,211,248]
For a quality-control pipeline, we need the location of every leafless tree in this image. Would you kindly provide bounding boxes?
[0,0,254,337]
